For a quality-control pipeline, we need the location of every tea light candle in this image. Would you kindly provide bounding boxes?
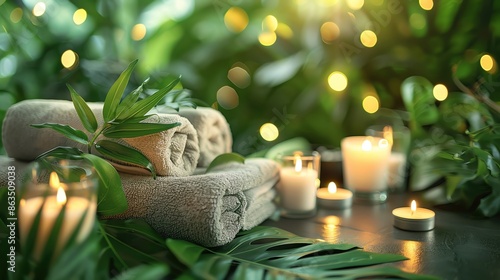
[279,157,318,212]
[317,182,353,209]
[392,200,435,231]
[19,172,97,259]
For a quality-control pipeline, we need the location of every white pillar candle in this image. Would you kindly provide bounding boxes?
[341,136,391,193]
[19,172,97,260]
[279,158,318,213]
[388,152,407,188]
[317,182,353,209]
[392,200,435,231]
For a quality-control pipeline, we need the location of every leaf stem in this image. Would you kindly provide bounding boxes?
[88,124,109,153]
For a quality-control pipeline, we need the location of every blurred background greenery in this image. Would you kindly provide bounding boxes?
[0,0,499,156]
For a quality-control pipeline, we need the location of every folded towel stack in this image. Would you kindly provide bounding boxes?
[0,157,279,247]
[2,99,199,177]
[2,99,278,247]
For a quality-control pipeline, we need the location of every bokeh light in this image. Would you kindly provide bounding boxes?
[480,54,495,72]
[362,96,379,113]
[73,9,87,25]
[262,15,278,32]
[61,50,78,69]
[224,7,248,33]
[328,71,348,91]
[228,66,251,88]
[347,0,364,10]
[10,8,23,23]
[216,86,239,109]
[320,22,340,44]
[433,84,448,101]
[409,13,426,30]
[33,2,46,17]
[259,32,277,46]
[260,123,279,141]
[276,23,293,39]
[419,0,434,11]
[360,30,377,47]
[131,24,147,41]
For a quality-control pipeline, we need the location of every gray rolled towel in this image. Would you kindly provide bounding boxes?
[154,107,232,167]
[111,158,279,247]
[0,157,279,247]
[2,99,200,177]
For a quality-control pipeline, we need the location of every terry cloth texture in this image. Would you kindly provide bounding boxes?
[177,107,232,167]
[2,99,199,177]
[152,106,233,167]
[0,157,280,247]
[110,158,279,247]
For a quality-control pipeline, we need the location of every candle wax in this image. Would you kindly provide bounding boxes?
[392,206,435,231]
[317,187,353,209]
[279,167,317,212]
[19,195,96,259]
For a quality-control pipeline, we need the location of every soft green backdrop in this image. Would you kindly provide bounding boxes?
[1,0,499,155]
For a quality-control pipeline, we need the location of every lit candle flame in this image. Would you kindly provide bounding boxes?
[294,158,302,172]
[56,187,67,205]
[410,200,416,215]
[383,125,393,146]
[361,139,372,151]
[49,172,60,189]
[328,182,337,194]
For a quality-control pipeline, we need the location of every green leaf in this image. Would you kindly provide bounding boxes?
[35,146,84,160]
[103,59,138,122]
[112,263,169,280]
[118,77,180,121]
[205,152,245,173]
[116,77,150,118]
[95,140,156,178]
[401,76,439,136]
[68,84,98,133]
[81,153,128,215]
[102,122,181,138]
[31,123,89,145]
[166,226,436,279]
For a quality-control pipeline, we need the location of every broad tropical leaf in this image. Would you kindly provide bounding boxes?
[95,140,156,178]
[401,76,439,136]
[68,84,98,133]
[81,153,128,215]
[167,226,438,280]
[112,264,169,280]
[31,123,89,145]
[205,152,245,173]
[102,122,181,139]
[103,59,138,122]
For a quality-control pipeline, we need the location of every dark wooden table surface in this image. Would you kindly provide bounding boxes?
[261,192,500,280]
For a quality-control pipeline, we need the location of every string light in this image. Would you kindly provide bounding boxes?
[320,22,340,44]
[216,86,239,109]
[419,0,434,11]
[228,66,251,88]
[362,96,379,113]
[360,30,377,47]
[10,8,23,23]
[347,0,364,10]
[61,50,78,69]
[262,15,278,32]
[131,24,147,41]
[33,2,46,17]
[480,54,495,72]
[258,32,277,46]
[73,8,87,25]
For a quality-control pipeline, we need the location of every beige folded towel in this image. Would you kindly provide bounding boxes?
[154,107,232,167]
[2,99,199,177]
[111,158,279,247]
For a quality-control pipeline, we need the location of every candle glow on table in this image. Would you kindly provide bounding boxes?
[279,155,318,217]
[19,172,97,259]
[317,182,353,209]
[392,200,435,231]
[341,136,391,202]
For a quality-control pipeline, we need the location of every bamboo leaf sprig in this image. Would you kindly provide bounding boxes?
[31,59,184,215]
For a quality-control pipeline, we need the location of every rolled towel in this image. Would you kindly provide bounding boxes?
[0,157,279,247]
[2,99,199,177]
[112,158,279,247]
[155,107,232,167]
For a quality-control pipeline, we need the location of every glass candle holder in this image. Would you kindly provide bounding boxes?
[278,151,320,218]
[18,157,98,260]
[365,125,411,193]
[341,136,391,203]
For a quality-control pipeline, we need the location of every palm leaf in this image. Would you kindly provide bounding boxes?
[167,226,438,280]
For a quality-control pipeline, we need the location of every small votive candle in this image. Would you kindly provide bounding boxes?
[279,152,320,218]
[317,182,353,209]
[392,200,435,231]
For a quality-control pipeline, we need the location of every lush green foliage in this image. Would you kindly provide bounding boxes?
[402,76,500,217]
